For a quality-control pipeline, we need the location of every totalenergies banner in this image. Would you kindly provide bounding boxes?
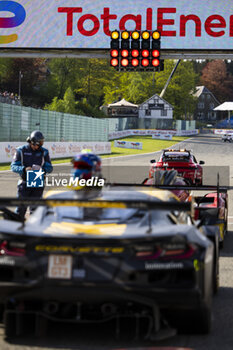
[1,0,233,50]
[0,142,111,163]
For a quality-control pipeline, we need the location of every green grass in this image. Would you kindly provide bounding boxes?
[0,136,189,171]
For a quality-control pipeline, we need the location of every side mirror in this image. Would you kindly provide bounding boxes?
[150,159,156,163]
[199,160,205,165]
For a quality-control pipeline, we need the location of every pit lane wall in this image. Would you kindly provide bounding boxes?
[0,142,111,163]
[109,129,198,140]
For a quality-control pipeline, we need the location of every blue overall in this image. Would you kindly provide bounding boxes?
[11,144,53,219]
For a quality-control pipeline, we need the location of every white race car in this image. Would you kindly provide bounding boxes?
[222,134,233,142]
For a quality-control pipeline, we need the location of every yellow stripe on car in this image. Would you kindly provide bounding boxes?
[46,200,127,209]
[138,189,176,201]
[218,222,225,241]
[44,190,67,198]
[44,222,127,236]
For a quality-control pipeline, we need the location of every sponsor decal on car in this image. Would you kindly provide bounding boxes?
[145,262,184,270]
[35,245,124,254]
[0,257,15,266]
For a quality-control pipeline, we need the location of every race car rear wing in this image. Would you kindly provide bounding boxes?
[0,197,192,226]
[0,197,191,211]
[107,182,228,193]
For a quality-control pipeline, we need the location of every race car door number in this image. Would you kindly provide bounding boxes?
[48,255,72,279]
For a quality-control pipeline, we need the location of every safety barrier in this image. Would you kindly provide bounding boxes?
[0,103,108,142]
[109,129,198,140]
[0,141,111,163]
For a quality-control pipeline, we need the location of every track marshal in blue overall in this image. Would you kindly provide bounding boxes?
[11,130,53,219]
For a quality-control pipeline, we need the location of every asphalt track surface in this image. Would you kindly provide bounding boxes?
[0,134,233,349]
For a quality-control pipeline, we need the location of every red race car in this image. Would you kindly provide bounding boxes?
[194,191,228,248]
[144,169,228,249]
[149,149,205,185]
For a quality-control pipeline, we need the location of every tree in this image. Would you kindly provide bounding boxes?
[63,87,77,114]
[44,96,65,113]
[0,58,49,106]
[5,58,46,92]
[162,60,198,119]
[45,87,76,114]
[103,60,198,119]
[0,56,198,120]
[74,59,115,104]
[0,58,13,88]
[46,58,81,99]
[200,60,233,102]
[45,86,105,117]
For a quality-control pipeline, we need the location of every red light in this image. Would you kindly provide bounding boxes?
[121,58,129,67]
[110,58,118,67]
[0,241,25,257]
[141,58,149,67]
[131,49,139,57]
[152,49,160,57]
[142,49,149,58]
[131,58,139,67]
[152,59,160,67]
[121,49,129,57]
[111,49,119,57]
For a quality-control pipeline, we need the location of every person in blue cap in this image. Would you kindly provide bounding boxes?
[11,130,53,219]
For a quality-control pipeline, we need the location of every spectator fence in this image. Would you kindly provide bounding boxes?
[0,103,109,142]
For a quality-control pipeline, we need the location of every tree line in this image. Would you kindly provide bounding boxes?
[0,57,232,119]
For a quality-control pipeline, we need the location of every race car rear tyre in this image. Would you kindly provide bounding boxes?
[163,305,212,335]
[188,306,212,334]
[184,307,211,334]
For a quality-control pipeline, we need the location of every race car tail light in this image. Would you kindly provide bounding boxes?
[194,208,200,220]
[135,250,161,259]
[160,243,197,260]
[134,246,161,260]
[0,240,26,257]
[135,243,197,261]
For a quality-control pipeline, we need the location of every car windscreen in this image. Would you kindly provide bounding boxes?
[162,152,190,162]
